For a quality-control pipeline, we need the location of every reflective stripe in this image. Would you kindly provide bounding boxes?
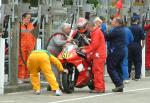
[21,30,32,33]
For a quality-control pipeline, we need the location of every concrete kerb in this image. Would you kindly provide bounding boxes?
[4,82,48,94]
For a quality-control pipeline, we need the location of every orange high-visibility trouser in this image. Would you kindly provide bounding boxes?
[27,52,59,91]
[18,43,35,79]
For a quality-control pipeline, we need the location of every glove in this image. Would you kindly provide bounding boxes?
[63,69,68,74]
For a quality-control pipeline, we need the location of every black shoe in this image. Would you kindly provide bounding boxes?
[47,85,51,91]
[133,77,141,81]
[112,85,124,92]
[90,90,105,93]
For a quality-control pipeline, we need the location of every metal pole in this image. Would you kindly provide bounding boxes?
[12,0,15,23]
[8,16,12,83]
[141,46,146,78]
[9,1,19,85]
[77,0,80,19]
[49,0,52,7]
[0,38,5,94]
[42,16,45,49]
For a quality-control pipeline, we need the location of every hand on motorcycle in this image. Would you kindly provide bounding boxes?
[67,36,73,42]
[63,69,69,74]
[81,48,86,53]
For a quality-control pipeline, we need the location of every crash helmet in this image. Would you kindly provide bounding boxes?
[76,17,88,33]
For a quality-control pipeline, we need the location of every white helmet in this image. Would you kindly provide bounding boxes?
[76,17,88,28]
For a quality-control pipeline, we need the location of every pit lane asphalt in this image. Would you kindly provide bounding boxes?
[0,77,150,103]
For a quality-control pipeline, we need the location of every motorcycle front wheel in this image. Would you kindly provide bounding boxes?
[88,80,95,90]
[62,72,75,93]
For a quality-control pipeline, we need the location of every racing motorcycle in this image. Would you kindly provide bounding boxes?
[57,41,94,93]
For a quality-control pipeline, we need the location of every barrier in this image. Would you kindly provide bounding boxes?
[36,38,42,50]
[141,46,145,78]
[0,38,5,94]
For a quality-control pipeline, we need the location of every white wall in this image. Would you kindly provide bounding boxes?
[0,0,1,24]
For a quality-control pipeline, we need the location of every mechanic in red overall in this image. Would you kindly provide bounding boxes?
[144,23,150,70]
[81,20,106,93]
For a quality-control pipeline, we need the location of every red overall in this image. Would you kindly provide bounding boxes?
[84,28,106,92]
[144,24,150,69]
[18,23,36,79]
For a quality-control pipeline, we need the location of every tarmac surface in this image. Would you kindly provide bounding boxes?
[0,76,150,103]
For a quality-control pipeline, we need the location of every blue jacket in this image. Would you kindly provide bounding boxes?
[101,23,107,35]
[124,27,134,46]
[106,26,126,50]
[129,24,145,45]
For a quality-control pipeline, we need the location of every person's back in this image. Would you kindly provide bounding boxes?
[92,28,106,58]
[47,33,67,56]
[27,50,65,96]
[124,27,134,46]
[47,23,71,56]
[108,26,126,50]
[129,24,144,45]
[128,17,145,80]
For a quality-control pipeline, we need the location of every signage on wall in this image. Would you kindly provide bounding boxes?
[133,0,144,6]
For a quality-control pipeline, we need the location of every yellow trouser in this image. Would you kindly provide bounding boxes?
[27,52,59,91]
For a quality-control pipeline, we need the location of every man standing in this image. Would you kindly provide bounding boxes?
[128,16,145,80]
[106,18,126,92]
[81,20,106,93]
[122,26,134,83]
[18,13,36,83]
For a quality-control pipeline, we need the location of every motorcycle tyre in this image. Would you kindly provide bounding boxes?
[88,80,95,90]
[62,72,74,94]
